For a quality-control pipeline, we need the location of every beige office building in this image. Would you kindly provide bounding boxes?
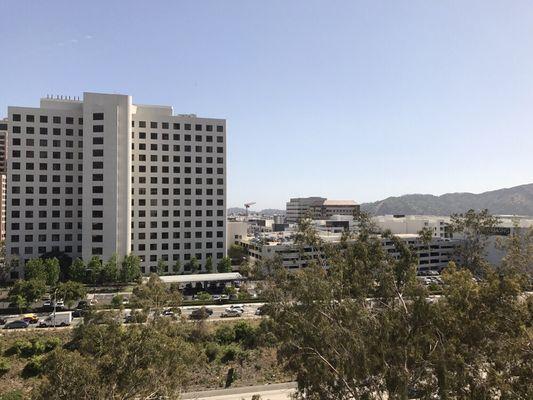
[5,92,226,276]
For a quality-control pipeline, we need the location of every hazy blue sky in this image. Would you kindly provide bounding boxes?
[1,1,532,209]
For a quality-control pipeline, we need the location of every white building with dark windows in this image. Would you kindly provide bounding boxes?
[5,92,226,277]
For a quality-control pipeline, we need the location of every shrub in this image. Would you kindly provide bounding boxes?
[215,324,235,345]
[220,345,239,364]
[7,338,61,359]
[234,321,257,348]
[22,355,45,378]
[0,390,24,400]
[133,310,149,323]
[196,291,212,301]
[43,337,61,352]
[0,357,11,376]
[6,340,33,357]
[204,343,219,362]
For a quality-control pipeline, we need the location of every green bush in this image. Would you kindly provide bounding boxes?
[0,390,24,400]
[6,338,60,359]
[204,343,219,362]
[22,355,45,378]
[220,345,239,364]
[215,324,235,345]
[6,340,33,357]
[234,321,257,348]
[0,357,11,376]
[43,337,61,352]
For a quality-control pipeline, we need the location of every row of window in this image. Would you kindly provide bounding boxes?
[11,222,78,230]
[131,143,224,153]
[11,114,82,124]
[12,138,83,147]
[132,120,224,132]
[11,113,225,132]
[131,132,224,143]
[10,246,224,261]
[133,241,224,250]
[11,126,83,136]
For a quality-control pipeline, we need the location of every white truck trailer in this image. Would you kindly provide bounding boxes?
[39,311,72,327]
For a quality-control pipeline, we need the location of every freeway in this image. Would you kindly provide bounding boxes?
[0,303,265,331]
[182,382,297,400]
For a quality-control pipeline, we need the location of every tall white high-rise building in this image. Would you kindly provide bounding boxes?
[5,92,226,277]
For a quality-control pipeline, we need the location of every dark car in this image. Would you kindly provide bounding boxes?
[189,307,213,320]
[76,300,89,309]
[4,320,29,329]
[72,309,87,318]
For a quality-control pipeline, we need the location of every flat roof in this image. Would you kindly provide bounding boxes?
[146,272,244,284]
[323,200,357,206]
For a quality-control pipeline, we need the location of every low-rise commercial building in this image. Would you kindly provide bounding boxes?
[237,231,460,272]
[286,197,359,223]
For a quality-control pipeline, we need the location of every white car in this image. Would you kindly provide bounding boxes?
[227,305,244,313]
[221,309,242,318]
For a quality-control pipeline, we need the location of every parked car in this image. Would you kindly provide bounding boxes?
[22,313,39,324]
[77,300,89,309]
[4,320,29,329]
[221,309,242,318]
[212,295,221,301]
[43,300,52,307]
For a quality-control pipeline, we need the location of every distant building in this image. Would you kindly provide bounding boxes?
[236,230,460,272]
[373,215,453,238]
[286,197,359,223]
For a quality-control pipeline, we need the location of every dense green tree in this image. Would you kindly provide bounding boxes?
[33,320,200,400]
[120,254,142,282]
[85,256,102,285]
[54,281,87,309]
[8,279,46,310]
[132,274,181,314]
[228,244,246,265]
[217,256,232,273]
[100,253,119,283]
[68,258,86,283]
[24,259,47,282]
[40,251,72,282]
[173,259,181,274]
[189,256,199,273]
[157,258,168,276]
[110,294,125,309]
[264,221,533,399]
[205,256,213,273]
[451,209,500,276]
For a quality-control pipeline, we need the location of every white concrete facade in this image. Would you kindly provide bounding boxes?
[373,215,453,239]
[5,92,226,276]
[237,231,460,272]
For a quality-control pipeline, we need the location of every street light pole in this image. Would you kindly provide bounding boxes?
[52,288,58,328]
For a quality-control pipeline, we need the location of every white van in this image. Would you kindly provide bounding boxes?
[39,311,72,327]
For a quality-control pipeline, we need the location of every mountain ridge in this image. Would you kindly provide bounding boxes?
[361,183,533,216]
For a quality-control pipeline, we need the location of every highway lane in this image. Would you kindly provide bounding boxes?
[0,303,265,331]
[182,382,297,400]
